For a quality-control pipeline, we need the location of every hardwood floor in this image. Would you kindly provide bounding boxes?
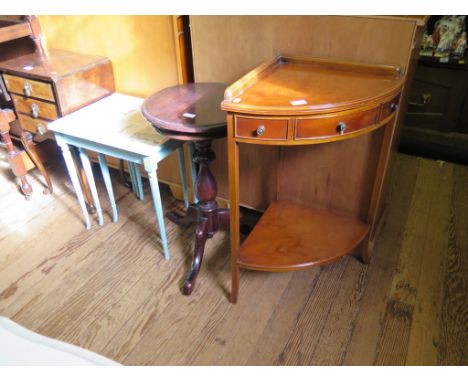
[0,150,466,365]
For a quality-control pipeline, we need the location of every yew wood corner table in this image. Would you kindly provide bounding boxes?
[222,56,404,303]
[142,83,228,295]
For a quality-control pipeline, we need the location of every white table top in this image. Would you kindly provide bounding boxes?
[48,93,171,158]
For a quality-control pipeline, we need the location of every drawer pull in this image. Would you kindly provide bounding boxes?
[256,125,266,136]
[37,123,47,135]
[390,102,399,112]
[23,81,32,97]
[31,103,39,118]
[336,121,347,135]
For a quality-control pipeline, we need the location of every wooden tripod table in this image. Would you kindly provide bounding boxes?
[142,83,228,295]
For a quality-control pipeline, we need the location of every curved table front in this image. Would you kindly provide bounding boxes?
[222,55,404,303]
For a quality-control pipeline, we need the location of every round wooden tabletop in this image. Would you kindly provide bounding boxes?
[141,83,227,141]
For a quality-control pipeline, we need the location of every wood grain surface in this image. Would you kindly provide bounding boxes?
[238,202,369,271]
[190,15,424,218]
[222,56,402,115]
[0,152,466,365]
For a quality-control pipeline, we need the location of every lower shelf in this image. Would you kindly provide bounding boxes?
[238,201,369,271]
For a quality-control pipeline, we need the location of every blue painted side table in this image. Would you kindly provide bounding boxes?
[48,93,197,260]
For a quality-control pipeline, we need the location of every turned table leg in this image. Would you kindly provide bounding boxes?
[144,158,171,261]
[70,146,96,214]
[98,153,118,223]
[169,140,230,295]
[0,109,33,198]
[55,135,91,229]
[78,148,104,226]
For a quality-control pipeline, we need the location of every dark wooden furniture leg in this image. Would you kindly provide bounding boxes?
[169,140,230,295]
[0,109,32,198]
[20,131,53,194]
[119,159,133,189]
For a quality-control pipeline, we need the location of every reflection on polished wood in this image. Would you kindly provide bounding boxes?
[238,201,369,271]
[223,56,402,115]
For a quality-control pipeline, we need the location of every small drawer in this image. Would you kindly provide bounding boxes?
[295,107,379,140]
[3,74,55,102]
[380,96,400,121]
[17,113,50,136]
[235,117,288,140]
[11,94,59,121]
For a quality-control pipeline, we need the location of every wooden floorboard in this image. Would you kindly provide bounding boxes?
[406,161,454,365]
[309,259,368,365]
[438,164,468,365]
[184,267,293,366]
[246,267,322,365]
[0,153,466,365]
[343,155,420,365]
[373,159,444,365]
[274,259,350,365]
[374,299,414,365]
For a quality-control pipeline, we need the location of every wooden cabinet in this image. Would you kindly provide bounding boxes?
[223,55,403,302]
[188,15,427,244]
[0,49,114,138]
[400,56,468,163]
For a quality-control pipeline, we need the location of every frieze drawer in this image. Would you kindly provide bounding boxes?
[295,107,379,140]
[235,117,289,140]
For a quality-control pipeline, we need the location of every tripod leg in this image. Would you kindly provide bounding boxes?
[183,217,209,295]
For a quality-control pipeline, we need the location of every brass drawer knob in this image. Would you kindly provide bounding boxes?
[23,81,32,97]
[336,121,347,135]
[37,123,47,135]
[256,125,266,136]
[31,103,39,118]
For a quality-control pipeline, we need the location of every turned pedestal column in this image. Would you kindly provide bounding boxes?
[168,140,229,294]
[142,83,228,295]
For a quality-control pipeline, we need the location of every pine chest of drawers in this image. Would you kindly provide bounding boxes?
[0,48,114,138]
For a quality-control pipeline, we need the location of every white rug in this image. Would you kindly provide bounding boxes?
[0,317,119,366]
